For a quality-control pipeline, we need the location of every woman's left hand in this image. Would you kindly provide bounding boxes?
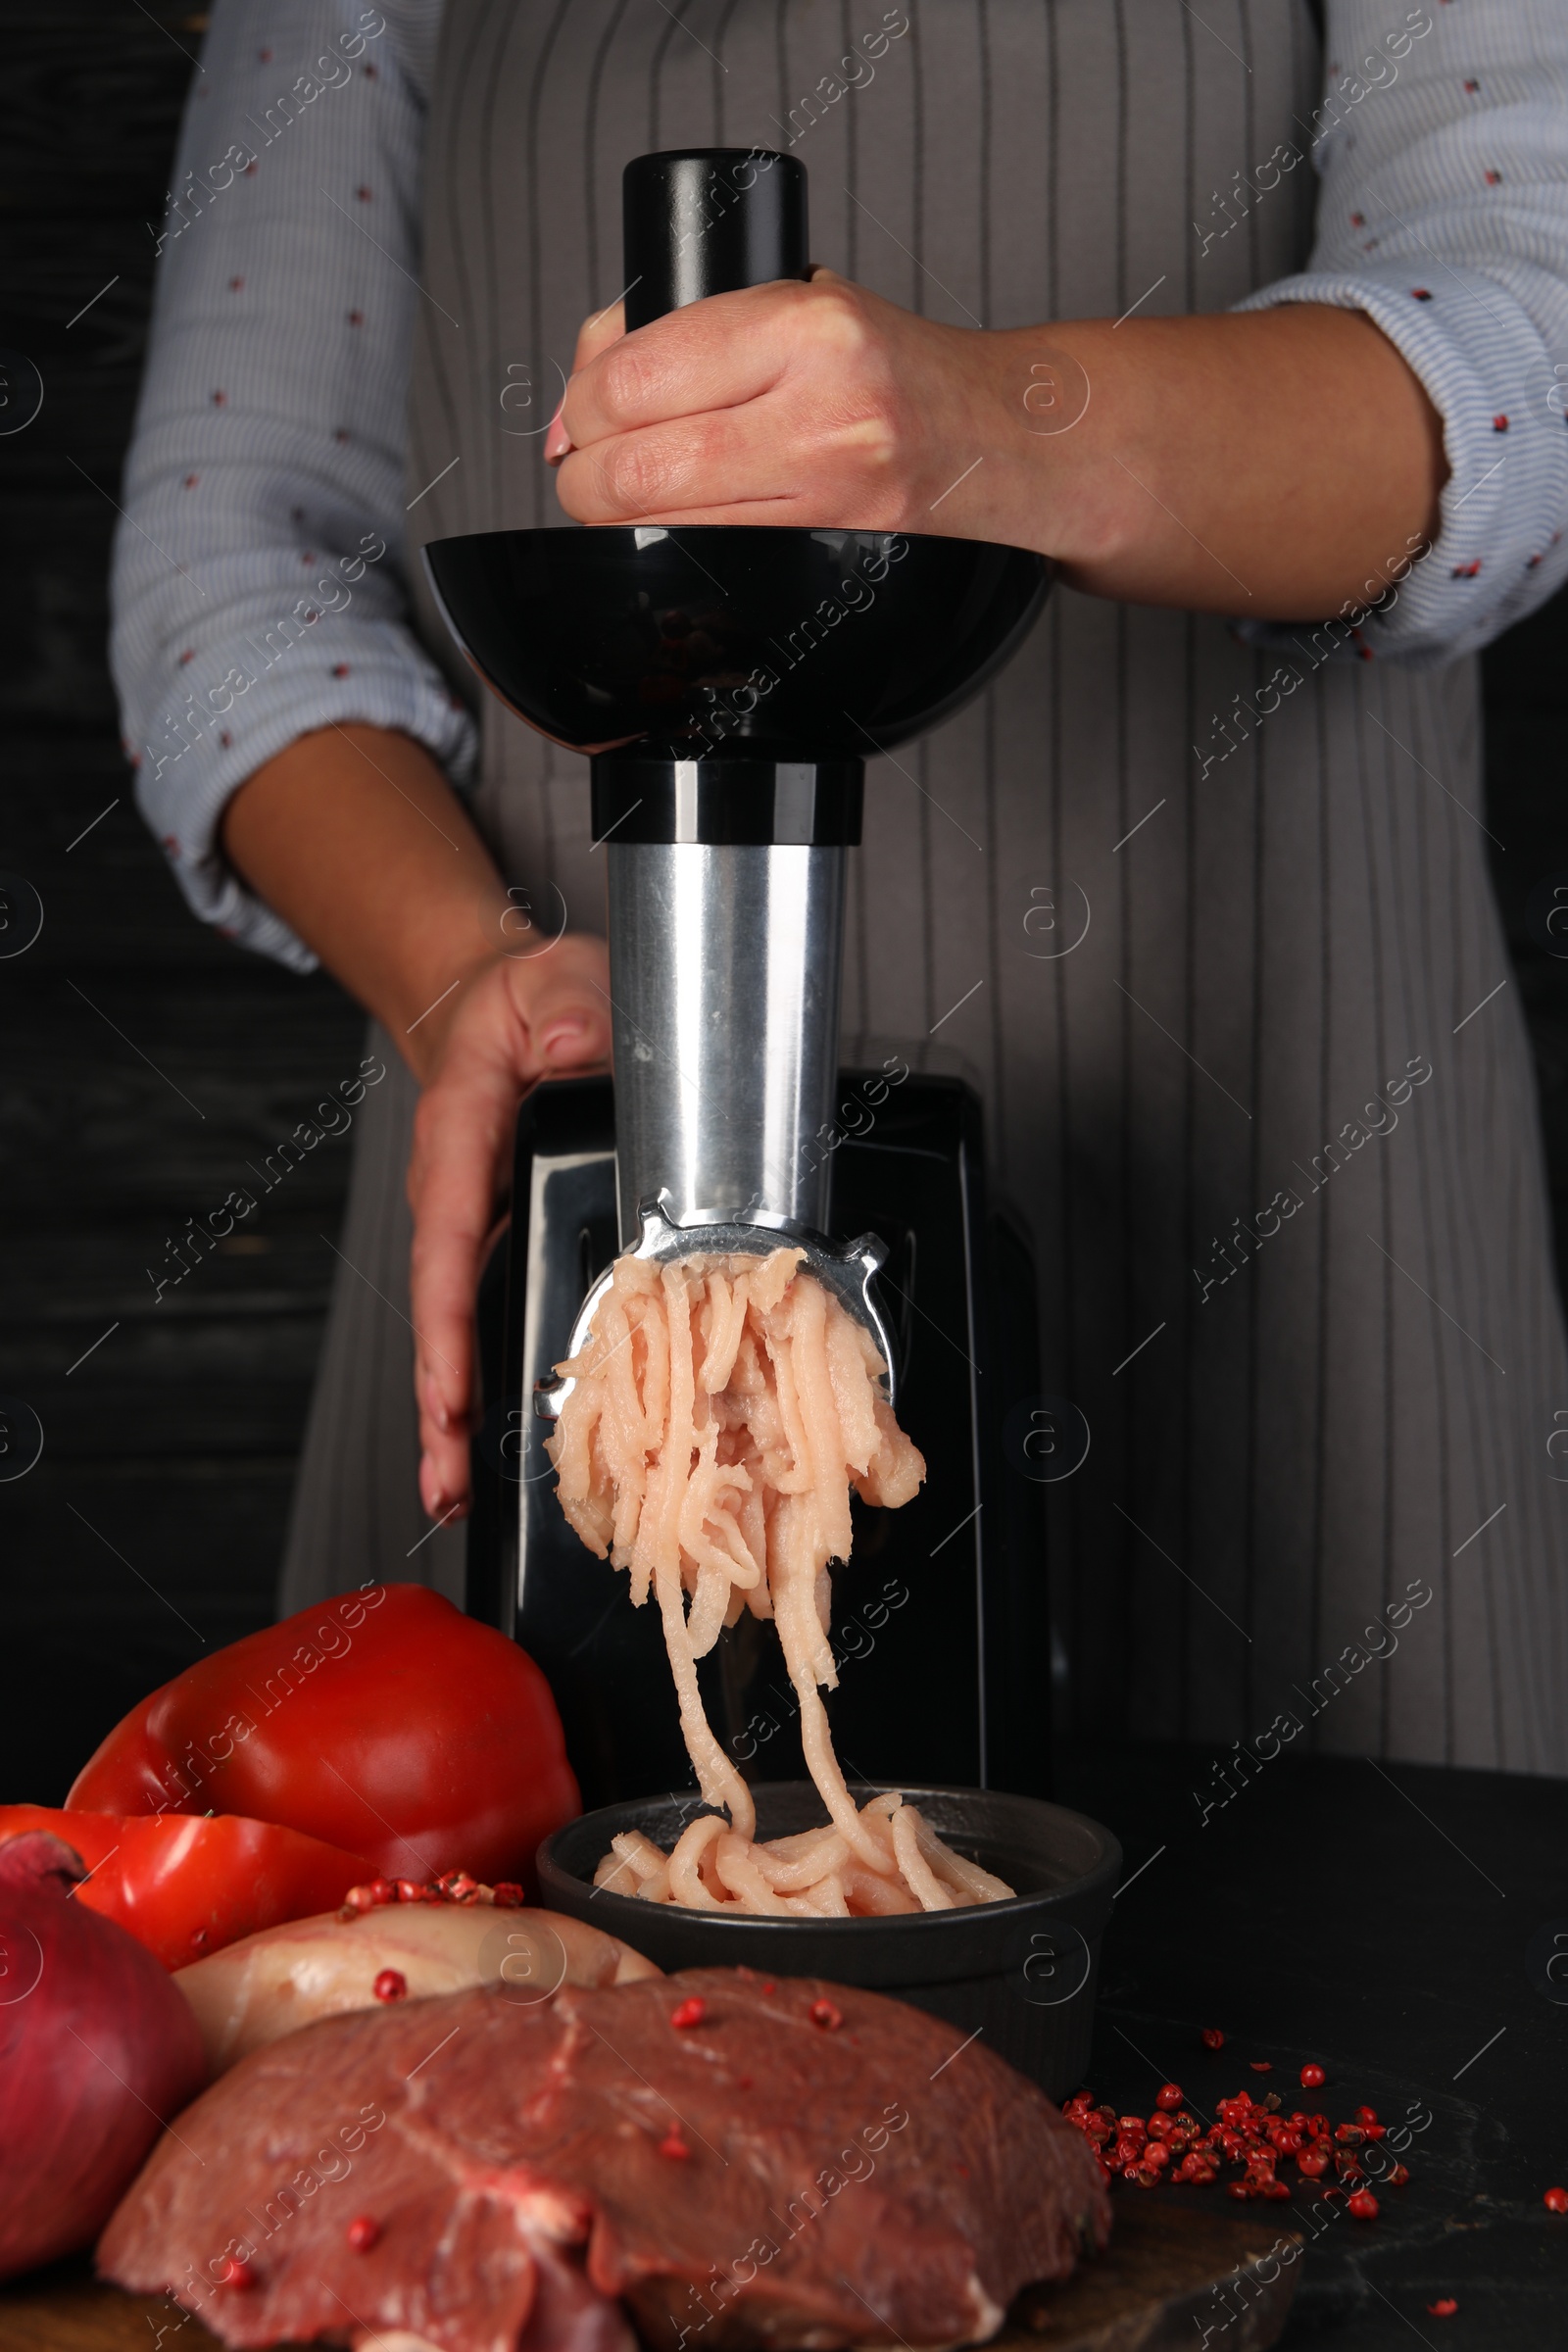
[546,272,1006,540]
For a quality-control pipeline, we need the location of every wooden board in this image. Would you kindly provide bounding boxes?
[0,2205,1300,2352]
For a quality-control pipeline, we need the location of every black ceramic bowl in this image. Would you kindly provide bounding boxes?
[538,1782,1120,2099]
[423,526,1051,758]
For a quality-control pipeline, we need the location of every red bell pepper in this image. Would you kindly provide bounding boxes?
[0,1808,372,1972]
[68,1584,580,1885]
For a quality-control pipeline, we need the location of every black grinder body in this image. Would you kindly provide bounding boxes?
[469,1072,1051,1809]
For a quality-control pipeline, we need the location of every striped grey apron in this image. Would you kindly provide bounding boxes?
[283,0,1568,1777]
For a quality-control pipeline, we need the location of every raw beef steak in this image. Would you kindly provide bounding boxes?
[101,1967,1109,2351]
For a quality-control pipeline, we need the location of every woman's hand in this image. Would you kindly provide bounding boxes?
[221,723,611,1525]
[548,272,995,536]
[407,933,610,1522]
[546,276,1446,620]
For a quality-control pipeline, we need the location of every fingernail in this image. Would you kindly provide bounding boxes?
[544,409,570,464]
[539,1017,589,1063]
[423,1374,451,1434]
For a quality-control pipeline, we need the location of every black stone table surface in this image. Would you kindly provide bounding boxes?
[1054,1742,1568,2348]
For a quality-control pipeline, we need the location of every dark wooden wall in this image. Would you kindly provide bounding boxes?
[0,6,363,1806]
[2,6,1566,1805]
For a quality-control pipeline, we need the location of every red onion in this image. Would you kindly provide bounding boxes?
[0,1832,206,2279]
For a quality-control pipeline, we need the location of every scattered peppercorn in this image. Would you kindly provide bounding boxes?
[1347,2189,1379,2220]
[659,2131,691,2160]
[1155,2082,1184,2111]
[1200,2028,1225,2049]
[341,1873,515,1919]
[670,1996,708,2030]
[1060,2078,1410,2203]
[219,2258,257,2289]
[810,1998,845,2031]
[347,2217,380,2253]
[1544,2185,1568,2214]
[1427,2300,1458,2319]
[1300,2064,1326,2088]
[1249,2062,1273,2074]
[373,1969,407,2002]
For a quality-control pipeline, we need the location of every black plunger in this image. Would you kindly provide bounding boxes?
[622,148,809,327]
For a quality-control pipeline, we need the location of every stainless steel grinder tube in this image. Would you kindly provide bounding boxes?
[604,838,845,1244]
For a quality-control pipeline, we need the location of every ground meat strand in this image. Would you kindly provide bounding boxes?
[548,1250,1011,1915]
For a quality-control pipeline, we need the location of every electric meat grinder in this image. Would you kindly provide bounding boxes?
[424,150,1054,1813]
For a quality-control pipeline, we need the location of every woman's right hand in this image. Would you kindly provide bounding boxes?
[407,930,611,1523]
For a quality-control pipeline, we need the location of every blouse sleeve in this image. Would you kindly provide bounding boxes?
[109,0,470,972]
[1236,0,1568,666]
